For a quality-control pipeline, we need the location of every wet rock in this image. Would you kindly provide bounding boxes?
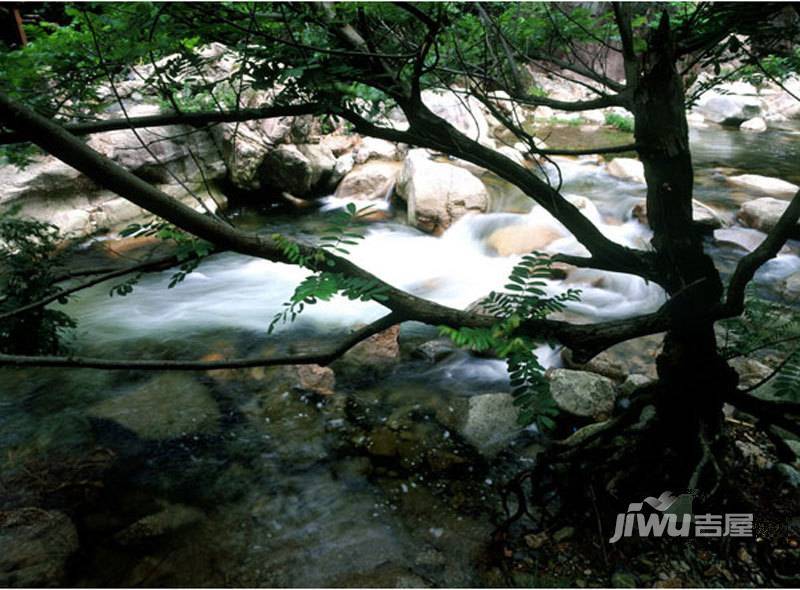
[728,174,799,198]
[413,339,457,363]
[713,227,777,253]
[562,349,627,383]
[487,225,565,257]
[294,364,336,395]
[88,373,220,440]
[738,197,800,235]
[548,369,617,419]
[0,508,79,587]
[395,149,489,233]
[328,153,355,188]
[259,143,336,196]
[783,273,800,300]
[606,158,645,184]
[115,501,204,545]
[334,161,401,201]
[740,117,767,132]
[619,373,655,396]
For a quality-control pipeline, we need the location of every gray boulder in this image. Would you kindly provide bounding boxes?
[548,369,617,419]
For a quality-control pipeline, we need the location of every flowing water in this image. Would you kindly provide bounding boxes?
[1,126,799,586]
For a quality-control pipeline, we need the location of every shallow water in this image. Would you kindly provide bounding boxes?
[2,124,799,586]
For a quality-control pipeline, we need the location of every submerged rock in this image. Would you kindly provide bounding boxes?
[115,501,204,546]
[0,508,79,587]
[395,149,489,233]
[88,373,220,440]
[548,369,617,419]
[436,393,521,457]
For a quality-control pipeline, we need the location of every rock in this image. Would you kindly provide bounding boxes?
[631,199,723,230]
[413,339,457,363]
[354,137,402,164]
[341,325,401,368]
[495,145,527,166]
[395,149,489,233]
[487,225,565,256]
[728,174,799,198]
[328,153,355,188]
[88,373,220,440]
[114,501,204,545]
[436,393,520,457]
[294,364,336,395]
[620,374,655,396]
[562,349,627,383]
[420,89,494,147]
[728,357,772,390]
[0,508,79,587]
[334,161,401,201]
[259,143,336,196]
[713,227,773,253]
[695,91,763,126]
[735,441,772,470]
[738,197,800,235]
[548,369,617,419]
[740,117,767,132]
[776,463,800,487]
[784,273,800,300]
[606,158,645,184]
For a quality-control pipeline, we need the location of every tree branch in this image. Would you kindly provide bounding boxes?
[726,190,800,314]
[0,103,326,145]
[0,312,402,371]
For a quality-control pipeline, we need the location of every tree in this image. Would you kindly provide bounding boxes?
[1,1,799,516]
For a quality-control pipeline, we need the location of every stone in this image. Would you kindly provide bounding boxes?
[342,325,401,368]
[713,227,774,253]
[606,158,645,184]
[620,374,655,397]
[88,373,220,440]
[259,143,336,196]
[738,197,800,235]
[354,137,401,164]
[728,357,772,390]
[413,339,457,363]
[776,463,800,487]
[552,526,575,542]
[735,441,772,470]
[695,91,763,126]
[114,501,204,545]
[548,369,617,419]
[740,117,767,132]
[631,199,724,230]
[524,531,548,549]
[294,364,336,395]
[611,572,638,588]
[784,273,800,300]
[334,161,401,201]
[562,349,628,383]
[0,508,79,587]
[328,153,355,189]
[486,225,564,256]
[436,393,521,457]
[395,149,489,233]
[495,145,527,167]
[420,89,494,147]
[728,174,799,198]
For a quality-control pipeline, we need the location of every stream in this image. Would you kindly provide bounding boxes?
[1,125,799,586]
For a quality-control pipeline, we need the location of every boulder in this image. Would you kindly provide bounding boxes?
[354,137,402,164]
[695,92,763,126]
[606,158,645,184]
[88,373,220,440]
[259,144,336,196]
[420,89,494,147]
[727,174,799,198]
[547,369,617,419]
[783,272,800,300]
[413,339,457,363]
[487,225,564,257]
[729,357,772,390]
[436,393,521,457]
[738,197,800,235]
[340,325,401,370]
[495,145,527,167]
[631,199,724,230]
[740,117,767,132]
[334,161,401,201]
[0,509,79,587]
[294,364,336,395]
[561,349,627,383]
[395,149,489,233]
[713,227,773,253]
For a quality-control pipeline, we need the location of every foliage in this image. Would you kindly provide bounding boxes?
[719,288,800,399]
[268,203,389,333]
[441,253,581,431]
[117,220,214,294]
[604,112,635,133]
[0,211,75,354]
